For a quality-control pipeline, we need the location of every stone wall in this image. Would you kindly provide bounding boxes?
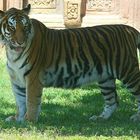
[134,0,140,30]
[0,0,140,30]
[120,0,140,30]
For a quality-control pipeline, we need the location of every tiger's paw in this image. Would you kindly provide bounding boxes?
[130,113,140,122]
[5,116,16,122]
[89,114,110,121]
[25,115,38,122]
[89,115,104,121]
[89,104,117,121]
[5,115,25,122]
[24,112,39,122]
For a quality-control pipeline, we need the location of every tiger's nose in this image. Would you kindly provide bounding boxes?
[16,31,25,45]
[16,36,25,45]
[17,40,24,45]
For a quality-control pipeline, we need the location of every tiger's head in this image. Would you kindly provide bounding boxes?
[0,4,32,52]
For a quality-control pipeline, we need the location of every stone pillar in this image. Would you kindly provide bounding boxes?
[81,0,87,18]
[0,0,4,10]
[64,0,82,28]
[23,0,28,8]
[120,0,135,25]
[120,0,140,30]
[134,0,140,30]
[6,0,23,9]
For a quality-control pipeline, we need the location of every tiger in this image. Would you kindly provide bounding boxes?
[0,4,140,122]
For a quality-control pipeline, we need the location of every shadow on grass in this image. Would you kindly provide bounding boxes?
[0,84,140,137]
[40,95,139,137]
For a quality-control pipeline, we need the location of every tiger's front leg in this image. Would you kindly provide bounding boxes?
[5,83,26,122]
[6,76,43,122]
[25,75,43,122]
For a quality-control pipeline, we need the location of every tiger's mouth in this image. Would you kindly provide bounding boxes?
[9,42,25,53]
[14,47,24,52]
[10,45,25,53]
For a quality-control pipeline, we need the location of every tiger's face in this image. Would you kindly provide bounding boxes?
[0,4,31,52]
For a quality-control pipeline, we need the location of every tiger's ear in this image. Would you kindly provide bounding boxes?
[0,10,4,18]
[22,4,31,15]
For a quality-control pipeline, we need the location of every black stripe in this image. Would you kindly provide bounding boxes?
[13,84,26,97]
[16,92,26,97]
[54,31,63,74]
[13,84,26,93]
[19,58,28,69]
[99,77,114,84]
[99,86,115,91]
[56,67,64,87]
[63,32,73,75]
[101,88,116,96]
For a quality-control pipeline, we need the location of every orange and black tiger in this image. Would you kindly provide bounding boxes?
[0,4,140,122]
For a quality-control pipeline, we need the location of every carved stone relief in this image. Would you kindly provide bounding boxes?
[64,0,82,27]
[67,3,78,19]
[29,0,56,9]
[87,0,115,12]
[0,0,4,10]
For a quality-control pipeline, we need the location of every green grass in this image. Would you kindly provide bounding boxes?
[0,58,140,140]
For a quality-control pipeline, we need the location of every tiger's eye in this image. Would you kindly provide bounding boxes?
[10,26,15,30]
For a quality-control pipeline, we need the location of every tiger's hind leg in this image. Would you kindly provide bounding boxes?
[130,95,140,121]
[122,69,140,122]
[89,78,119,121]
